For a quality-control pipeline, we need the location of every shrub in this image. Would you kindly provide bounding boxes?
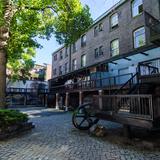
[0,109,28,129]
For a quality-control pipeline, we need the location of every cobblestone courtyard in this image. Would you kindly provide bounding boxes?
[0,108,160,160]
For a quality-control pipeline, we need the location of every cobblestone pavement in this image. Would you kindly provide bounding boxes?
[0,108,160,160]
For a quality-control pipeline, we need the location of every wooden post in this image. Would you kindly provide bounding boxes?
[65,92,69,111]
[99,90,103,110]
[123,124,132,138]
[11,95,13,107]
[55,93,59,109]
[45,94,48,107]
[79,91,83,106]
[24,95,27,106]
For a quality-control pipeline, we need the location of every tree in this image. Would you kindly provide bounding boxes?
[53,1,93,45]
[0,0,92,107]
[53,0,93,71]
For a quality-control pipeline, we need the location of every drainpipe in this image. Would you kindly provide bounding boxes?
[69,45,72,72]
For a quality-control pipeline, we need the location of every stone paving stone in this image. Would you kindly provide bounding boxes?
[0,108,159,160]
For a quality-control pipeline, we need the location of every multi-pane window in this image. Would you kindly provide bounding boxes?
[64,63,68,74]
[59,66,62,75]
[65,47,68,58]
[111,13,118,28]
[72,59,77,71]
[99,46,104,56]
[134,27,146,48]
[94,23,103,37]
[53,54,57,61]
[53,68,57,75]
[72,42,77,53]
[81,34,86,47]
[60,51,63,60]
[132,0,143,17]
[94,26,98,37]
[95,46,104,58]
[99,23,103,31]
[95,48,99,58]
[81,54,86,67]
[111,39,119,57]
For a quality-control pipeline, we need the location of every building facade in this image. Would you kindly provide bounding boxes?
[50,0,160,109]
[6,64,51,107]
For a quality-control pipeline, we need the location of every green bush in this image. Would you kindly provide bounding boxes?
[0,109,28,128]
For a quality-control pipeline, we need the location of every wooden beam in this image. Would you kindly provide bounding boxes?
[109,61,117,65]
[123,57,131,61]
[140,52,149,56]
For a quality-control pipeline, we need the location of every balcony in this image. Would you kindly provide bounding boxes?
[50,73,133,94]
[144,11,160,46]
[138,58,160,83]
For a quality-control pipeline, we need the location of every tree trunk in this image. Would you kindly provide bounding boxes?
[0,0,13,107]
[0,49,6,107]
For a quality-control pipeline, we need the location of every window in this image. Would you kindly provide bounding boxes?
[65,47,68,57]
[99,23,103,31]
[132,0,143,17]
[72,43,77,53]
[54,54,57,61]
[95,46,104,58]
[60,51,63,60]
[53,68,57,75]
[59,66,62,75]
[95,48,99,58]
[64,63,68,74]
[111,39,119,57]
[99,46,104,56]
[94,26,98,36]
[81,34,86,47]
[134,27,146,48]
[81,54,86,67]
[111,13,118,28]
[72,59,77,71]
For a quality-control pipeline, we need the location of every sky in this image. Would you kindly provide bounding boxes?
[34,0,120,65]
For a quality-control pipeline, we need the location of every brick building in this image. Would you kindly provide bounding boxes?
[49,0,160,111]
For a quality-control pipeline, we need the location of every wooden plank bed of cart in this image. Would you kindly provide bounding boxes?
[72,94,160,136]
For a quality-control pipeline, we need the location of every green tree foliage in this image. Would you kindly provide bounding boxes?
[0,0,92,107]
[53,0,93,45]
[0,0,92,79]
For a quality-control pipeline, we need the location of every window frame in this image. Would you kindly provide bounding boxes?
[53,54,57,61]
[131,0,143,18]
[59,51,63,60]
[99,46,104,56]
[53,68,57,75]
[81,54,86,67]
[110,13,119,29]
[72,59,77,71]
[94,26,99,37]
[99,23,103,32]
[65,47,68,58]
[72,42,77,53]
[133,26,146,49]
[81,34,86,47]
[64,62,68,74]
[59,66,62,75]
[95,48,99,58]
[110,39,119,57]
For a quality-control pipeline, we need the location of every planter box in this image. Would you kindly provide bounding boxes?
[0,122,35,140]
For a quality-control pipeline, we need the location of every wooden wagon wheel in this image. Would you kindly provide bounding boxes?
[72,103,99,130]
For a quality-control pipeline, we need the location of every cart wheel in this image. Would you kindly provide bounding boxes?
[72,103,99,130]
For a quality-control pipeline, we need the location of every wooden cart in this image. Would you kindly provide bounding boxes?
[72,94,160,132]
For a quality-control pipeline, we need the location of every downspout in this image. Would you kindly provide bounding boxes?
[69,44,72,72]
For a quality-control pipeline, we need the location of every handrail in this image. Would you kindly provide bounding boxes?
[50,73,133,92]
[93,94,153,120]
[6,88,48,93]
[138,58,160,76]
[114,72,138,95]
